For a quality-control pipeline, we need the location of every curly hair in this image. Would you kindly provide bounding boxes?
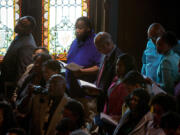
[64,100,85,129]
[151,93,176,112]
[75,16,92,31]
[43,60,62,73]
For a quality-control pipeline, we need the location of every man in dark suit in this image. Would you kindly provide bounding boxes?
[0,16,37,95]
[94,32,122,112]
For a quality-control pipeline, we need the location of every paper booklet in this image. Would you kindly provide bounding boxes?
[78,79,97,88]
[59,61,83,71]
[59,60,67,67]
[152,83,166,95]
[100,113,118,126]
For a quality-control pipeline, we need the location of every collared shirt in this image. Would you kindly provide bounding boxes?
[157,49,180,94]
[103,46,116,62]
[65,33,102,92]
[141,39,162,82]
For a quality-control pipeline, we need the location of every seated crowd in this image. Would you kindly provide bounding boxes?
[0,16,180,135]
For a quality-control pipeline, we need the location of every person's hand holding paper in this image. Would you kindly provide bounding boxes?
[72,68,84,78]
[78,79,103,96]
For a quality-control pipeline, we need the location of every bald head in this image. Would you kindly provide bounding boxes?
[147,23,165,44]
[94,32,114,54]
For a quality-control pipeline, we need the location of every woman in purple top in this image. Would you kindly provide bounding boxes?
[66,17,102,98]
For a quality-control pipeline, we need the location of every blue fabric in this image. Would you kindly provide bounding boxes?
[172,40,180,56]
[157,50,180,94]
[141,39,162,81]
[65,33,102,92]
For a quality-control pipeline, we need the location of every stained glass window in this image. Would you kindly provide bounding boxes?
[42,0,89,60]
[0,0,20,57]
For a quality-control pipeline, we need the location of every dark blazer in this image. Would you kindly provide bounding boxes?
[96,47,122,112]
[97,47,122,91]
[0,34,37,83]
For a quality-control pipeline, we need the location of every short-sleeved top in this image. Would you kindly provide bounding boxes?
[65,33,102,90]
[157,50,180,94]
